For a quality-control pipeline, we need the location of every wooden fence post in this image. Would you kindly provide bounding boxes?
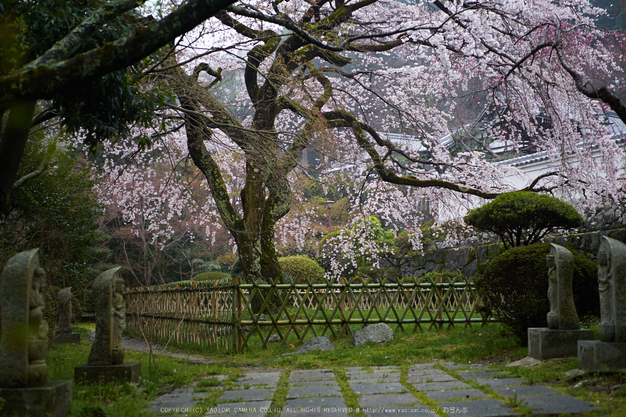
[339,277,346,337]
[231,276,238,352]
[436,275,443,330]
[237,276,243,352]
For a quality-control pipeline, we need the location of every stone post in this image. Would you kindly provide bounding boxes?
[0,249,72,417]
[546,244,580,330]
[528,244,593,360]
[579,237,626,371]
[52,287,80,344]
[75,267,140,384]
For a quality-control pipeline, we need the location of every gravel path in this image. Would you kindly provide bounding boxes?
[85,332,217,364]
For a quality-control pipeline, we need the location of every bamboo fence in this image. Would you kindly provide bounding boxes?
[126,280,238,352]
[126,275,491,353]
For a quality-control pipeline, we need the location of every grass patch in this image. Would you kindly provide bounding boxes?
[39,322,626,416]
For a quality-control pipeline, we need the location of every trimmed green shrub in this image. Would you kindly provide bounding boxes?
[475,242,598,343]
[192,271,231,283]
[464,191,583,248]
[279,255,326,284]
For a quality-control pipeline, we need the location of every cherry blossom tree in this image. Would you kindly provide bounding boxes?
[124,0,626,286]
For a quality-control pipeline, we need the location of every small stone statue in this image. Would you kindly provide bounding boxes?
[0,249,49,388]
[87,267,125,366]
[546,244,580,330]
[54,287,73,336]
[597,236,626,342]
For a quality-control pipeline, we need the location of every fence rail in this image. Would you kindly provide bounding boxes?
[126,276,490,352]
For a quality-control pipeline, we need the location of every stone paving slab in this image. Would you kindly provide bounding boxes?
[473,377,526,388]
[204,412,264,417]
[236,372,280,388]
[346,366,399,374]
[369,366,400,372]
[460,371,506,380]
[408,368,448,376]
[442,363,484,370]
[234,380,279,388]
[437,399,522,416]
[409,363,438,370]
[281,397,348,417]
[204,412,265,417]
[358,393,421,407]
[218,388,274,402]
[412,380,472,391]
[204,400,272,416]
[521,394,600,415]
[149,364,600,417]
[286,385,342,399]
[349,382,408,395]
[149,388,209,415]
[290,380,339,387]
[408,374,457,383]
[362,405,434,417]
[348,375,401,383]
[493,385,559,398]
[289,370,335,382]
[202,375,230,382]
[240,372,281,380]
[425,388,489,401]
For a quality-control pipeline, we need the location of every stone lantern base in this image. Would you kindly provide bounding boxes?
[51,333,81,344]
[528,327,594,360]
[0,380,72,417]
[578,340,626,371]
[74,362,141,384]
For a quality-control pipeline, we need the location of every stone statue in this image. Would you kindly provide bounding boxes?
[0,249,49,388]
[597,236,626,342]
[87,267,125,366]
[545,244,579,330]
[54,287,73,336]
[546,252,558,329]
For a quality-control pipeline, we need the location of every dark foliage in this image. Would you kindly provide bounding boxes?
[475,242,598,343]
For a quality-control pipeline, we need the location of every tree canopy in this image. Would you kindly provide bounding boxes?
[3,0,626,287]
[0,0,239,212]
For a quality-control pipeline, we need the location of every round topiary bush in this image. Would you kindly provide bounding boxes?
[192,271,231,283]
[279,255,326,284]
[475,242,598,343]
[464,191,583,248]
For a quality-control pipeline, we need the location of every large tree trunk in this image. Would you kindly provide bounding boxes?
[0,101,36,213]
[178,84,286,314]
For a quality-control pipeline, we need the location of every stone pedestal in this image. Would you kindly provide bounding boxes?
[528,328,594,360]
[51,333,80,345]
[0,380,72,417]
[578,340,626,371]
[74,362,141,384]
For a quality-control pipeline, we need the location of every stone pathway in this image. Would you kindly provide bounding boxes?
[148,363,599,417]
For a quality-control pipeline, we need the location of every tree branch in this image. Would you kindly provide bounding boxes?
[0,0,239,106]
[324,110,501,199]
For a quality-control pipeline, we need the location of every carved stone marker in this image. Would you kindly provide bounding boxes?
[51,287,80,344]
[528,244,593,360]
[0,249,72,417]
[75,267,140,384]
[546,244,580,330]
[579,237,626,371]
